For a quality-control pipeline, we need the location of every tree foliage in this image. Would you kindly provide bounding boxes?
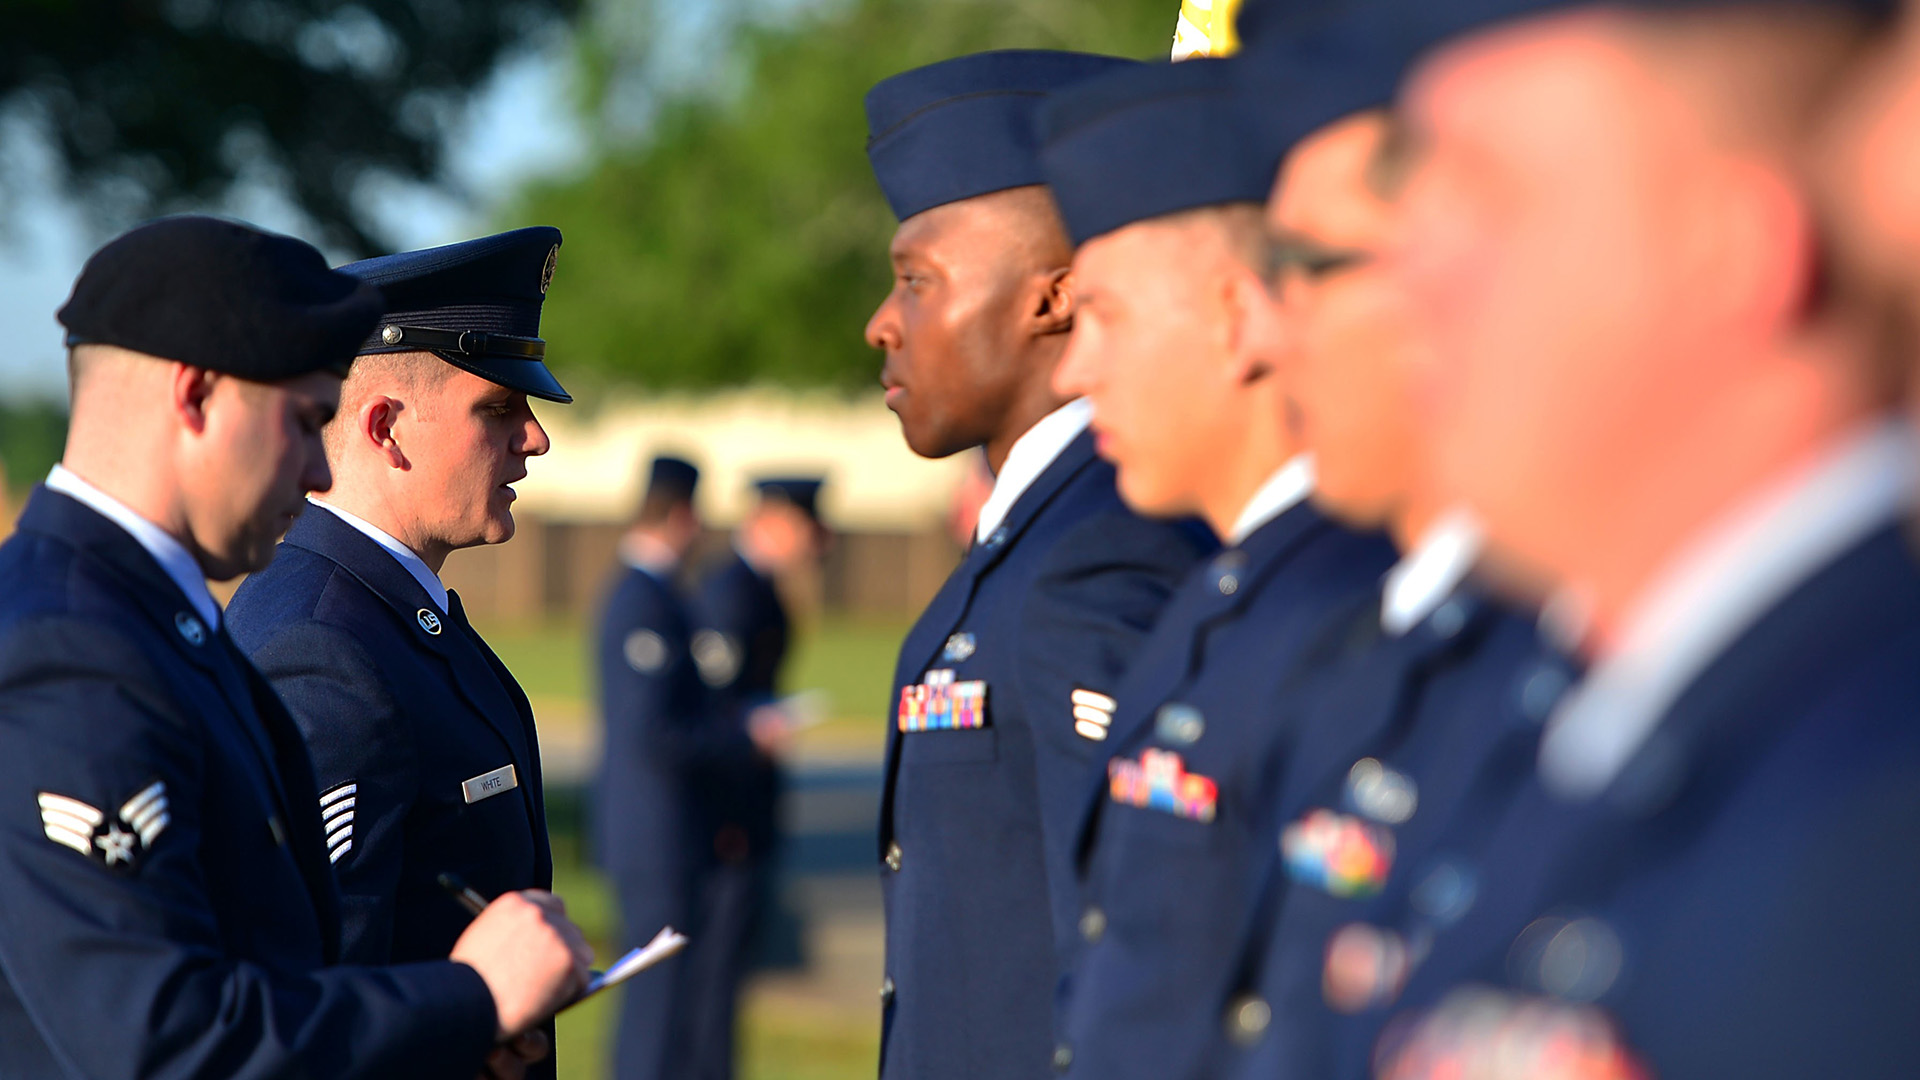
[2,0,580,252]
[515,0,1180,394]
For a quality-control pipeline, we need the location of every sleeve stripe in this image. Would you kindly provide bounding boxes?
[36,793,103,825]
[319,783,358,807]
[320,797,356,820]
[42,824,92,854]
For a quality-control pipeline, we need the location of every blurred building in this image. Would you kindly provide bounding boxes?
[441,390,975,623]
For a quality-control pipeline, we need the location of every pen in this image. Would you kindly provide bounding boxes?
[437,871,490,917]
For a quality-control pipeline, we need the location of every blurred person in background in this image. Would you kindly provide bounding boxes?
[1276,0,1920,1075]
[679,476,824,1079]
[1035,57,1396,1080]
[596,455,745,1080]
[1205,10,1574,1075]
[862,49,1215,1080]
[227,227,574,1078]
[0,215,589,1080]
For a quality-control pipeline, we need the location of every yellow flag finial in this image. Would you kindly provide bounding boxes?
[1172,0,1243,60]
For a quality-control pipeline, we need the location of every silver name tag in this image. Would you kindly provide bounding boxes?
[461,765,518,805]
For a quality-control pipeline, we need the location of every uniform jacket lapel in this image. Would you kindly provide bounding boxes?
[281,511,542,826]
[18,489,340,951]
[880,430,1102,853]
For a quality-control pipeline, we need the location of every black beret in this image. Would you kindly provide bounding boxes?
[865,50,1142,222]
[646,456,701,503]
[1039,58,1278,247]
[1234,0,1895,165]
[340,226,572,404]
[57,215,382,381]
[754,477,824,521]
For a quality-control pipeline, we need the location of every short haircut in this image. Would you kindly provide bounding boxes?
[322,350,452,457]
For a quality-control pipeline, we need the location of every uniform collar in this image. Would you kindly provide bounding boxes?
[1380,508,1484,637]
[975,398,1095,544]
[1228,453,1315,545]
[307,499,450,614]
[45,464,220,631]
[1539,420,1918,801]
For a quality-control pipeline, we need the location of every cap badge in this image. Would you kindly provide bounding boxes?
[540,245,559,294]
[417,608,443,635]
[381,325,403,345]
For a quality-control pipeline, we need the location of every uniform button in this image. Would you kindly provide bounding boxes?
[1224,994,1272,1046]
[884,842,903,872]
[1079,906,1106,943]
[984,527,1009,549]
[879,977,895,1004]
[1052,1044,1073,1072]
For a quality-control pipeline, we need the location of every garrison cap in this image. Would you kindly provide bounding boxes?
[1234,0,1894,162]
[754,477,825,522]
[341,226,572,404]
[1039,58,1277,247]
[865,50,1142,222]
[57,215,382,380]
[646,455,701,503]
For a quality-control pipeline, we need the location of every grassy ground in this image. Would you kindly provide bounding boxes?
[478,613,902,1080]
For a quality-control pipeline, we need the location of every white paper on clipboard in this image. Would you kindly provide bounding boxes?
[573,926,689,1005]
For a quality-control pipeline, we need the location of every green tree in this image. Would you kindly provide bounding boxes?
[3,0,581,252]
[516,0,1179,394]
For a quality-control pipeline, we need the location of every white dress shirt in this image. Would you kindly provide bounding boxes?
[1227,454,1317,545]
[46,464,221,631]
[309,500,450,615]
[974,398,1095,544]
[1538,421,1918,800]
[1380,509,1485,637]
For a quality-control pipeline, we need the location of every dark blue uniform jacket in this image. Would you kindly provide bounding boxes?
[228,507,553,969]
[878,429,1213,1080]
[1219,587,1566,1080]
[1058,502,1394,1080]
[1365,521,1920,1080]
[692,550,789,862]
[0,488,496,1079]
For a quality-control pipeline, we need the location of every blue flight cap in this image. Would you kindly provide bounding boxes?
[58,215,382,381]
[340,226,572,404]
[1233,0,1895,166]
[754,477,825,522]
[865,50,1142,222]
[1039,58,1278,247]
[646,455,701,503]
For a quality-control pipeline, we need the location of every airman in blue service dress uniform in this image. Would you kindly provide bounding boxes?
[594,455,729,1080]
[862,50,1216,1080]
[1222,0,1920,1076]
[663,476,818,1079]
[226,227,575,1075]
[1033,57,1398,1080]
[0,216,588,1079]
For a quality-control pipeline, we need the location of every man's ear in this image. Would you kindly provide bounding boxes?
[1031,266,1076,337]
[361,396,409,470]
[1223,266,1282,386]
[171,364,218,433]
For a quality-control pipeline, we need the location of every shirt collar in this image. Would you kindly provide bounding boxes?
[1538,420,1918,801]
[974,398,1095,544]
[1380,508,1485,637]
[45,464,222,631]
[309,499,450,614]
[1228,454,1316,545]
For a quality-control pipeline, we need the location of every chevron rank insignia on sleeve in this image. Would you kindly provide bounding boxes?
[38,780,170,873]
[320,781,357,864]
